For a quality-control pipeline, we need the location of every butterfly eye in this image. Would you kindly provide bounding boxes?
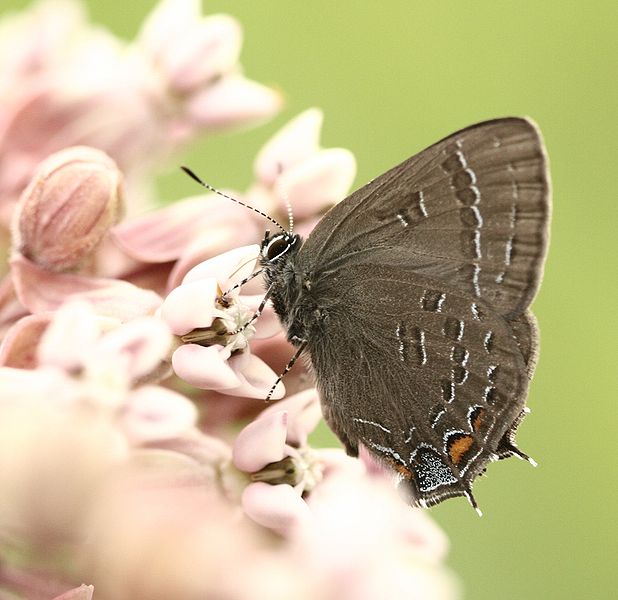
[263,234,291,261]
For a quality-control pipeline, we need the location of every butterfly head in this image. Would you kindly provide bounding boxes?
[260,231,301,265]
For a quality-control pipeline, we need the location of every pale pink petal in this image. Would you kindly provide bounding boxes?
[225,352,284,399]
[295,214,321,239]
[91,317,172,381]
[254,108,323,185]
[0,276,29,337]
[171,343,240,389]
[242,183,279,226]
[11,254,162,319]
[138,0,200,56]
[112,194,251,263]
[93,236,143,280]
[160,278,218,335]
[182,244,260,290]
[11,145,124,272]
[0,0,85,79]
[112,195,213,262]
[358,442,394,477]
[164,15,242,94]
[400,508,450,564]
[0,365,72,404]
[303,469,451,568]
[241,482,311,534]
[37,301,101,371]
[240,294,281,339]
[232,410,288,472]
[165,218,261,292]
[261,389,321,446]
[276,148,356,220]
[52,584,94,600]
[155,430,232,468]
[0,312,52,368]
[318,448,366,478]
[185,75,282,129]
[121,385,198,443]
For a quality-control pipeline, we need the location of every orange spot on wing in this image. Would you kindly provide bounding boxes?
[391,461,413,479]
[472,408,485,432]
[448,434,474,465]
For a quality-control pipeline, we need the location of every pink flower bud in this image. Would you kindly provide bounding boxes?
[12,146,124,271]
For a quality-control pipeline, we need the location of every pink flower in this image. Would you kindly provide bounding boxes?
[231,389,455,597]
[248,108,357,228]
[0,300,197,445]
[11,146,124,272]
[295,470,456,600]
[6,145,162,321]
[0,6,458,600]
[135,0,282,135]
[161,245,284,398]
[111,190,261,292]
[0,0,281,225]
[233,389,343,534]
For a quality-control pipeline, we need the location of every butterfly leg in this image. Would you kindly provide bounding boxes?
[266,341,307,401]
[221,268,265,299]
[225,283,272,336]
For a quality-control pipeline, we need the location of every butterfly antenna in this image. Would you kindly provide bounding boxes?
[274,162,294,233]
[181,166,286,233]
[279,183,294,234]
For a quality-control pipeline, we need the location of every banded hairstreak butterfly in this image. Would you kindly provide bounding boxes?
[186,117,551,513]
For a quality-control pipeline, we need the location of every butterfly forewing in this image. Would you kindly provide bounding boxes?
[303,118,550,318]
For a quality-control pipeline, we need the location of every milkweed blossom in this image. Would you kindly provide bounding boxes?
[0,1,457,599]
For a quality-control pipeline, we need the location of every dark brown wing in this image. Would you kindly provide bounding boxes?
[301,118,550,319]
[306,263,532,507]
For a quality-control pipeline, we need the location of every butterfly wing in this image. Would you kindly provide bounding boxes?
[302,117,550,319]
[305,263,532,507]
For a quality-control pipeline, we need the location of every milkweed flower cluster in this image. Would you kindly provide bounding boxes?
[0,1,458,599]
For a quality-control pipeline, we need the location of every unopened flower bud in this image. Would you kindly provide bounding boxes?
[12,146,124,271]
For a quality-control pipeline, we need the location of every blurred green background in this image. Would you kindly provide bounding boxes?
[4,1,617,598]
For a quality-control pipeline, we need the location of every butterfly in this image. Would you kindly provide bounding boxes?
[256,117,550,512]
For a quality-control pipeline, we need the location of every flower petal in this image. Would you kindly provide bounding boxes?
[89,316,172,382]
[11,254,162,320]
[232,410,288,472]
[0,312,52,368]
[182,244,260,291]
[112,193,253,264]
[260,388,321,446]
[171,343,240,389]
[0,365,72,405]
[36,300,102,371]
[165,219,261,292]
[276,148,356,220]
[241,482,311,535]
[160,278,218,335]
[138,0,199,50]
[164,15,242,94]
[185,75,282,130]
[121,385,198,444]
[12,145,124,271]
[240,294,282,339]
[254,108,323,185]
[225,352,284,399]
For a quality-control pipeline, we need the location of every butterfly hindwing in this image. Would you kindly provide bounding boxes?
[305,263,531,506]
